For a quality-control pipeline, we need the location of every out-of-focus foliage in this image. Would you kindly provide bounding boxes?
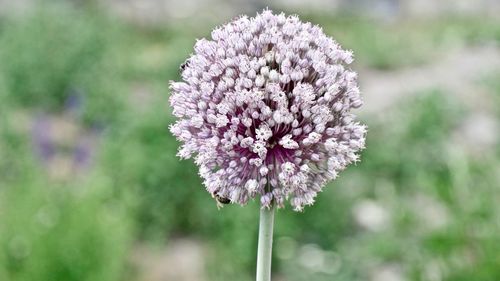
[0,2,499,281]
[0,2,125,124]
[308,15,500,70]
[0,107,133,281]
[0,178,133,281]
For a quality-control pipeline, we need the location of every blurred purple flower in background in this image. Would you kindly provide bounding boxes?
[169,10,366,211]
[31,91,98,179]
[32,114,55,163]
[64,89,84,117]
[73,137,93,169]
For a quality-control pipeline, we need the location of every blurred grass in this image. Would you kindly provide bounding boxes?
[0,2,499,281]
[306,14,500,70]
[0,177,132,281]
[0,2,127,124]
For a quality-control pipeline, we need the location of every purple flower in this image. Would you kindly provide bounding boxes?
[32,114,55,163]
[169,10,366,211]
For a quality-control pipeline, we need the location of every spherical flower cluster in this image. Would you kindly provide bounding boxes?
[169,10,366,211]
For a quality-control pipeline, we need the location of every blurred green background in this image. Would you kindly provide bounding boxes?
[0,1,499,280]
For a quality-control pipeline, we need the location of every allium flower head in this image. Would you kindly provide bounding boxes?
[169,10,366,211]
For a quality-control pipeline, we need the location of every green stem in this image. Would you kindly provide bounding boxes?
[256,204,275,281]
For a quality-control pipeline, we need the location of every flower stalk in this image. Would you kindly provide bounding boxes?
[256,204,275,281]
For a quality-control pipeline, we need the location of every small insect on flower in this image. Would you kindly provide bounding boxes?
[179,59,190,71]
[215,193,231,205]
[169,10,367,211]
